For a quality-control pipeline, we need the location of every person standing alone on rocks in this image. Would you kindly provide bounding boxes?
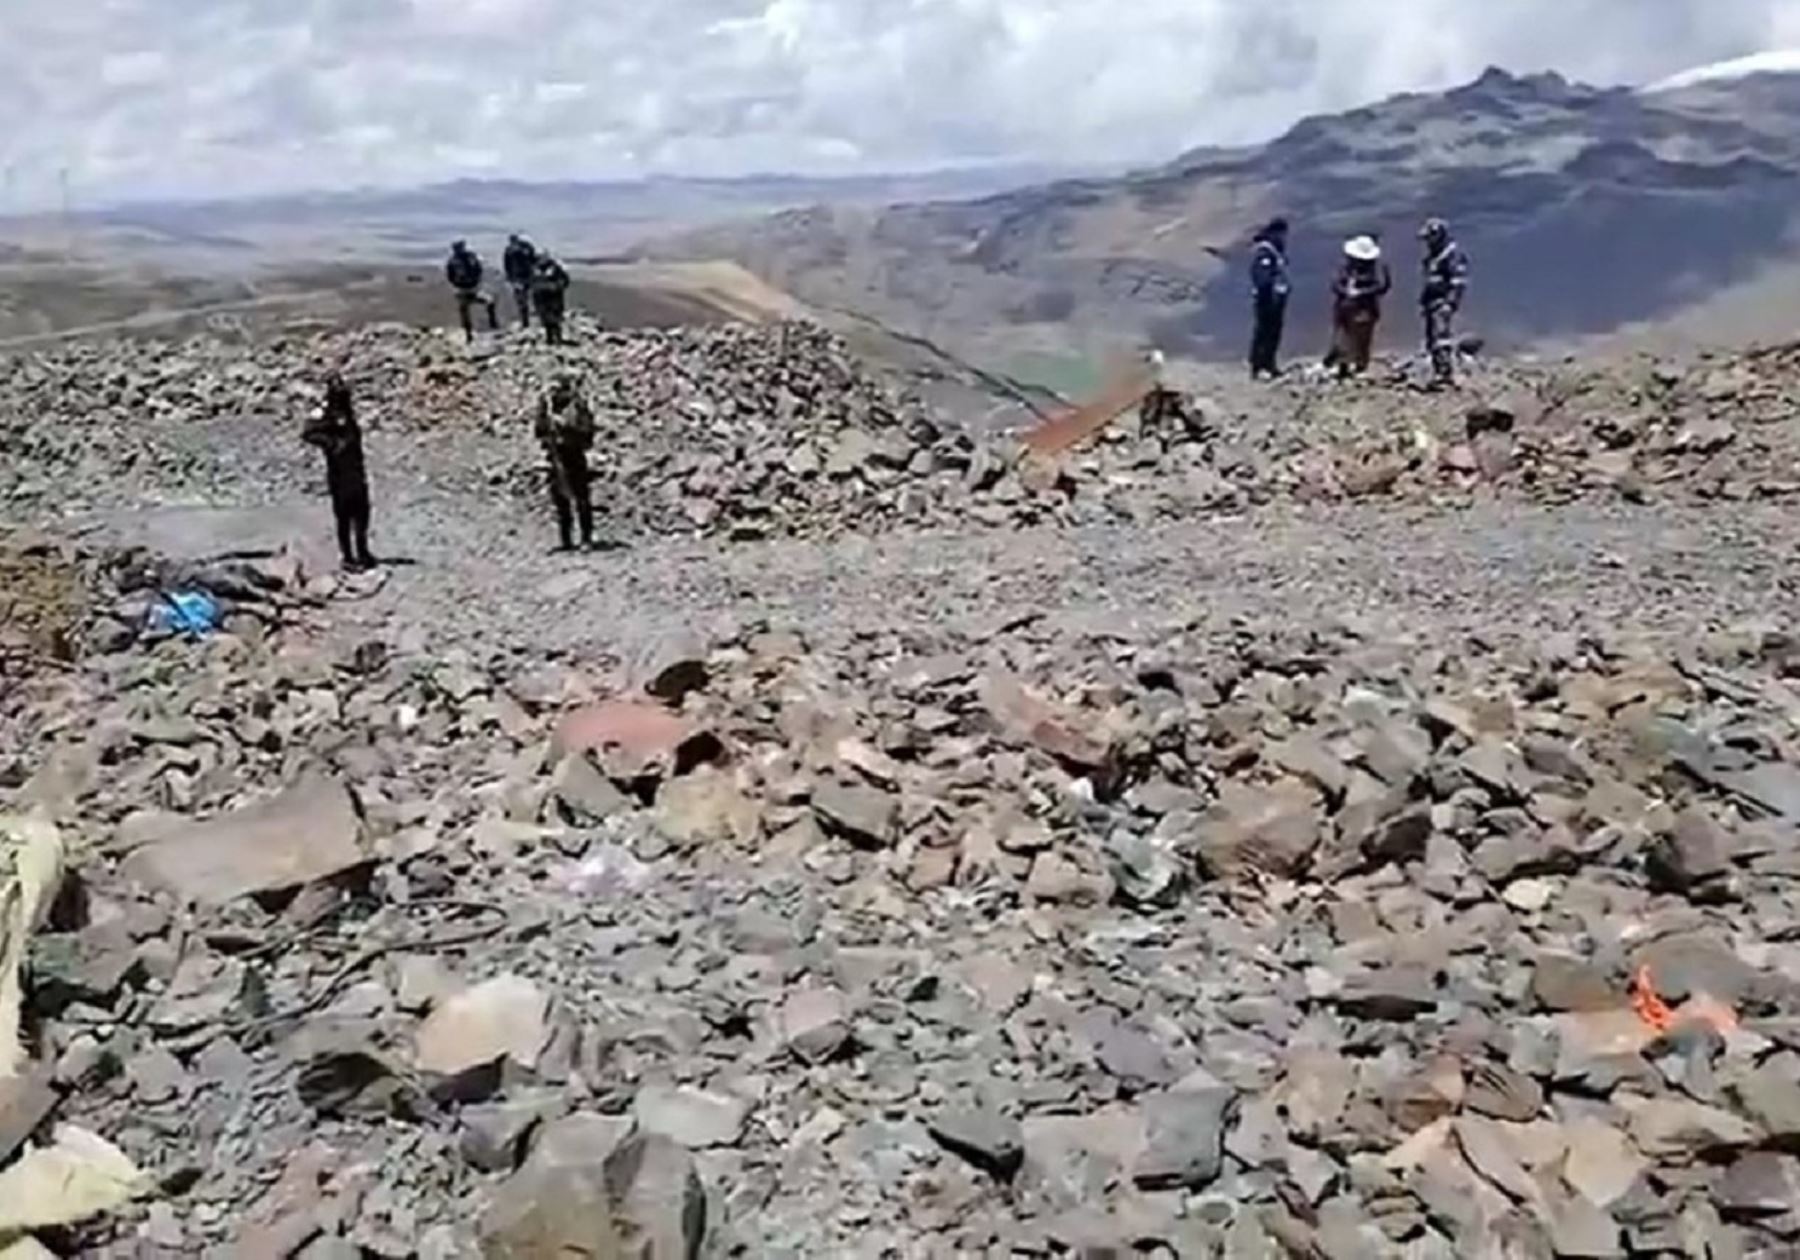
[1419,218,1470,389]
[531,253,572,346]
[503,234,539,329]
[1248,218,1291,380]
[1326,235,1392,379]
[446,240,499,344]
[534,374,597,551]
[302,373,375,571]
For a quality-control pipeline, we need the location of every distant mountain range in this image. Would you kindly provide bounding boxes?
[641,67,1800,383]
[0,167,1091,272]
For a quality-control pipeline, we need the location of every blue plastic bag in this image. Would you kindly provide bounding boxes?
[149,590,221,638]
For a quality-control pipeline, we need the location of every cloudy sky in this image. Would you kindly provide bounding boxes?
[3,0,1799,208]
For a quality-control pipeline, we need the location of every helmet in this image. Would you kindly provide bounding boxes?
[1419,218,1449,242]
[1344,236,1381,262]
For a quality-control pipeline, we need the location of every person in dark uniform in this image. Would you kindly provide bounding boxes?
[1247,218,1291,380]
[533,374,597,551]
[531,253,572,346]
[445,240,499,343]
[302,373,375,570]
[503,234,539,329]
[1419,218,1471,389]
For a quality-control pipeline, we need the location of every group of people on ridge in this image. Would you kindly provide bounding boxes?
[445,234,573,346]
[301,369,603,570]
[1248,216,1470,388]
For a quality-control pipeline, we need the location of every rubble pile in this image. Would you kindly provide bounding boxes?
[6,592,1800,1255]
[7,321,1800,547]
[1,535,309,686]
[0,321,983,541]
[1034,347,1800,527]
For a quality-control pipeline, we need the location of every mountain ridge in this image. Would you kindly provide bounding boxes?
[639,66,1800,382]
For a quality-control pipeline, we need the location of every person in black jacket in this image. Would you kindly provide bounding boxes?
[445,240,499,343]
[503,234,539,329]
[301,373,375,570]
[533,374,597,550]
[1247,218,1291,380]
[531,253,572,346]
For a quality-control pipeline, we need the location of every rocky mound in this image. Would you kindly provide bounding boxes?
[8,321,1800,549]
[1015,345,1800,529]
[0,320,982,542]
[5,577,1800,1255]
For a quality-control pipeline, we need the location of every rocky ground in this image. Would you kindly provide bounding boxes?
[3,320,1800,1258]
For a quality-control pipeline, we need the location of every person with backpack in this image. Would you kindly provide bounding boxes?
[531,252,572,346]
[445,240,499,343]
[301,372,375,570]
[533,373,597,551]
[503,234,539,329]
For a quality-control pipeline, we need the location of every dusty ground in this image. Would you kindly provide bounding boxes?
[6,322,1800,1258]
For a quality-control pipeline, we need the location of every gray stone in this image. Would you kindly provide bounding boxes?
[1560,1119,1646,1209]
[413,975,550,1097]
[1108,832,1185,908]
[461,1092,567,1173]
[1193,778,1324,880]
[529,1112,638,1172]
[780,985,851,1065]
[811,780,898,848]
[634,1084,750,1149]
[122,775,367,905]
[1094,1018,1179,1091]
[1334,969,1439,1021]
[928,1108,1024,1181]
[1626,1098,1760,1160]
[551,753,633,826]
[481,1131,705,1260]
[1544,1190,1623,1258]
[637,635,711,705]
[1532,955,1616,1013]
[1632,933,1756,1004]
[1733,1054,1800,1142]
[1719,1152,1800,1218]
[1361,806,1434,865]
[0,1067,56,1165]
[1357,721,1432,788]
[1464,1062,1543,1123]
[1134,1086,1237,1190]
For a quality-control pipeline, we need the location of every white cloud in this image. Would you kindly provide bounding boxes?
[0,0,1796,208]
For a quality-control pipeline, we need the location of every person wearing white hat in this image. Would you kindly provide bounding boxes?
[1326,235,1392,379]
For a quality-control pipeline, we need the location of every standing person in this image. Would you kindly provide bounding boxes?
[531,253,572,346]
[445,240,499,343]
[1247,218,1291,380]
[301,373,375,571]
[1327,235,1392,379]
[503,234,539,329]
[1419,218,1470,389]
[534,374,597,552]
